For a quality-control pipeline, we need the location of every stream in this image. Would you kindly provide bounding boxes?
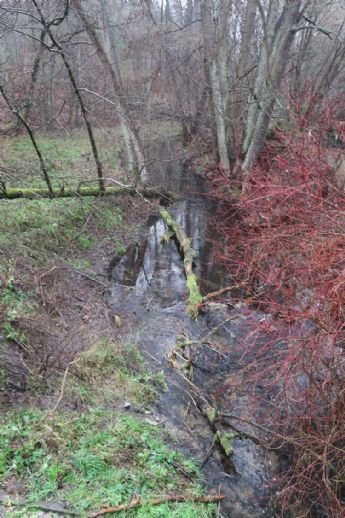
[109,140,279,517]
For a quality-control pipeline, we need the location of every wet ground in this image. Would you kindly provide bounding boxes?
[108,141,279,517]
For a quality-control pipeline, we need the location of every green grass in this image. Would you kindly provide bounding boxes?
[0,197,123,258]
[0,265,34,345]
[0,409,215,517]
[1,130,123,190]
[66,340,167,407]
[1,123,182,191]
[0,338,215,516]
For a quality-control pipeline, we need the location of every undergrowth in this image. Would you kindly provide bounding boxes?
[209,102,345,516]
[66,340,167,407]
[0,334,213,516]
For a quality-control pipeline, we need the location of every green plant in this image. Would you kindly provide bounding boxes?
[68,259,92,270]
[99,207,123,230]
[67,341,166,406]
[76,235,92,250]
[0,268,27,341]
[0,409,214,516]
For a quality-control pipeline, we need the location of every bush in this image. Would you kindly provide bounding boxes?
[209,107,345,516]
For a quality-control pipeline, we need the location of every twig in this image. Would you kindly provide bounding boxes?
[0,500,78,516]
[48,359,78,413]
[202,283,246,303]
[201,435,216,467]
[89,494,225,517]
[72,269,108,288]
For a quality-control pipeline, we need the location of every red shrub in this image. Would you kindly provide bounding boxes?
[209,110,345,516]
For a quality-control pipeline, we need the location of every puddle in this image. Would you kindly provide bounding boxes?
[109,141,278,516]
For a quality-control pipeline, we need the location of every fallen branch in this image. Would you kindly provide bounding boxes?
[202,286,234,302]
[0,186,175,200]
[160,208,202,317]
[89,494,224,517]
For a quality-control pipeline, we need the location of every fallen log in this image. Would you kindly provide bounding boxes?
[0,186,174,200]
[160,208,202,317]
[89,494,225,517]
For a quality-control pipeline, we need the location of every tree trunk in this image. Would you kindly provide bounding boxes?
[201,0,231,173]
[0,185,174,200]
[231,0,257,149]
[31,0,105,193]
[241,0,302,174]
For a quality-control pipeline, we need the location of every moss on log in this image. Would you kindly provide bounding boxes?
[0,186,173,200]
[160,208,202,317]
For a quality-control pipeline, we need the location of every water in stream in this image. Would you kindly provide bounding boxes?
[109,141,278,517]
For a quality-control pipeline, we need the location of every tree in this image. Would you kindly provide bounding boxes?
[71,0,149,183]
[201,0,232,172]
[31,0,106,192]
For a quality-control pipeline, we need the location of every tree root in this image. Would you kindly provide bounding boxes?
[89,494,224,517]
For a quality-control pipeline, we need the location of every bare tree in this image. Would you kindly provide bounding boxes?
[31,0,106,192]
[71,0,149,183]
[231,0,257,149]
[0,83,54,196]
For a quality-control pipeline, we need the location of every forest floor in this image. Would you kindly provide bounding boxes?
[0,130,217,517]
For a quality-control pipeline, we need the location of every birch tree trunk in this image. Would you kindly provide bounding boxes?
[201,0,231,173]
[241,0,302,174]
[72,0,149,183]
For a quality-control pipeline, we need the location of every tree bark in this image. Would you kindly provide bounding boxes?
[0,185,172,200]
[160,208,203,317]
[231,0,257,149]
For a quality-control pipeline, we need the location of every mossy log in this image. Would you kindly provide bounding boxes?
[0,186,173,200]
[160,208,202,317]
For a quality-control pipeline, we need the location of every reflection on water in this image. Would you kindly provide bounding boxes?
[111,147,222,308]
[111,196,214,308]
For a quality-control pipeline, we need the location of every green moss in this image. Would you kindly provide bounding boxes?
[205,406,217,425]
[216,431,236,456]
[186,274,203,318]
[160,209,203,318]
